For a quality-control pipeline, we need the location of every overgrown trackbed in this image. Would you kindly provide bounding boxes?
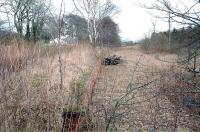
[89,46,200,131]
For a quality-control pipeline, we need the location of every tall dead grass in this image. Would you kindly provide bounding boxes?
[0,41,97,131]
[0,40,40,75]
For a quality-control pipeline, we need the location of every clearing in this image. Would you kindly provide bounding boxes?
[90,45,200,131]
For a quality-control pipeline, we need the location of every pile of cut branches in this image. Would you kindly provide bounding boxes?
[102,55,122,66]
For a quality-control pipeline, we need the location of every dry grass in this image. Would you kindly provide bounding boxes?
[0,42,199,131]
[91,45,200,131]
[0,41,96,131]
[91,46,176,130]
[0,40,40,75]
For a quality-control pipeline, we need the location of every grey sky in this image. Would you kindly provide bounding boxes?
[1,0,192,41]
[113,0,168,41]
[53,0,173,41]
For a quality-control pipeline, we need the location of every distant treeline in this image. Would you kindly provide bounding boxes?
[140,26,200,52]
[0,14,120,47]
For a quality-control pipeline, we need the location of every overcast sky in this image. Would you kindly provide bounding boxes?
[42,0,199,42]
[52,0,174,41]
[0,0,194,41]
[113,0,195,41]
[52,0,199,41]
[113,0,169,41]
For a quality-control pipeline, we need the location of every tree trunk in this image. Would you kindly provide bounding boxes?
[193,50,197,78]
[168,13,171,51]
[32,20,37,44]
[25,11,30,41]
[87,18,93,45]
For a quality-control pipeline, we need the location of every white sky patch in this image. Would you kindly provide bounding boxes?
[43,0,196,41]
[113,0,171,41]
[52,0,160,41]
[1,0,193,41]
[114,0,152,41]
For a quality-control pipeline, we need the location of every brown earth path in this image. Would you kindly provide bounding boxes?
[89,46,196,131]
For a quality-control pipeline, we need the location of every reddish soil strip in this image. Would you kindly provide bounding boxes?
[84,61,103,106]
[72,60,103,131]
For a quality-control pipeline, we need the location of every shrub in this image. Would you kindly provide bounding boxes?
[140,33,169,53]
[69,71,91,109]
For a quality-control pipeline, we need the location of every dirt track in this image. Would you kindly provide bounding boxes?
[90,46,199,131]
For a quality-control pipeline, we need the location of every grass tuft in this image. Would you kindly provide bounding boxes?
[31,73,49,88]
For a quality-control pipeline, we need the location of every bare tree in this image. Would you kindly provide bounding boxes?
[1,0,51,42]
[97,16,120,47]
[72,0,118,46]
[63,14,89,41]
[151,18,157,34]
[166,1,172,50]
[141,0,200,77]
[30,0,52,43]
[0,20,5,30]
[142,0,200,26]
[58,0,65,90]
